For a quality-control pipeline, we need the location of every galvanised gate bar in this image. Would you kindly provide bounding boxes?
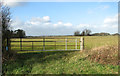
[10,37,84,51]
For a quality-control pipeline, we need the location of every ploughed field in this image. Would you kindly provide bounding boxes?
[3,36,118,74]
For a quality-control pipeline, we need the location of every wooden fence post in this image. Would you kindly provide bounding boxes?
[80,37,84,50]
[6,38,11,51]
[65,38,67,50]
[8,38,11,51]
[20,38,22,51]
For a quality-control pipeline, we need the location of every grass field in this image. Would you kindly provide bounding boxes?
[11,37,82,51]
[10,36,118,51]
[3,36,119,74]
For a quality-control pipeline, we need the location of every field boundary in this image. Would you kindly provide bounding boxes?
[10,37,84,51]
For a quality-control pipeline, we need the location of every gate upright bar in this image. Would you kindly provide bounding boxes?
[32,41,34,51]
[75,39,77,50]
[43,37,45,51]
[11,37,84,51]
[20,38,22,51]
[65,38,67,50]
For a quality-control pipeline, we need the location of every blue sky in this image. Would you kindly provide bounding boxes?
[8,2,118,36]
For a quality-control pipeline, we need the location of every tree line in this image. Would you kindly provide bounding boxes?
[74,29,92,36]
[9,29,26,38]
[74,29,119,36]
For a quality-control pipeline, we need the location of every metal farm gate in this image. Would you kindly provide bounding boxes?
[10,37,84,51]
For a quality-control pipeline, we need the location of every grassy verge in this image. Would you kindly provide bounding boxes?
[3,46,118,74]
[2,36,118,74]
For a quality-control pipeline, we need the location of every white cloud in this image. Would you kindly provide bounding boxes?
[11,14,118,36]
[64,23,72,26]
[42,16,50,22]
[92,14,118,33]
[53,24,58,27]
[26,17,42,26]
[53,21,72,27]
[44,22,51,25]
[24,16,51,27]
[75,14,118,33]
[2,0,27,7]
[104,16,117,24]
[58,21,63,25]
[103,14,118,28]
[2,0,117,8]
[11,18,24,30]
[11,16,75,35]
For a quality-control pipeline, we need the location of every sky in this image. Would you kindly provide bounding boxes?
[3,1,118,36]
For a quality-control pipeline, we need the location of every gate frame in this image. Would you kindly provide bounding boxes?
[10,37,84,51]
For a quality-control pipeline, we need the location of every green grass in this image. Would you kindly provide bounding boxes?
[84,36,118,50]
[3,50,118,74]
[11,36,118,51]
[11,37,81,51]
[3,36,118,74]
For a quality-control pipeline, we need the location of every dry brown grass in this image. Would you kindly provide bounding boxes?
[87,45,118,65]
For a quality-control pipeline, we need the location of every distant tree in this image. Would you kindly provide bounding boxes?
[81,31,85,36]
[81,29,92,36]
[74,30,80,36]
[99,32,110,36]
[14,29,26,38]
[112,33,119,36]
[92,32,111,36]
[92,33,99,36]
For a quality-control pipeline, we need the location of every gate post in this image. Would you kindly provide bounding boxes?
[80,37,84,50]
[7,38,11,51]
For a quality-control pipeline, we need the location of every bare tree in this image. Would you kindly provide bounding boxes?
[2,4,12,50]
[1,2,13,61]
[81,31,85,36]
[81,29,91,36]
